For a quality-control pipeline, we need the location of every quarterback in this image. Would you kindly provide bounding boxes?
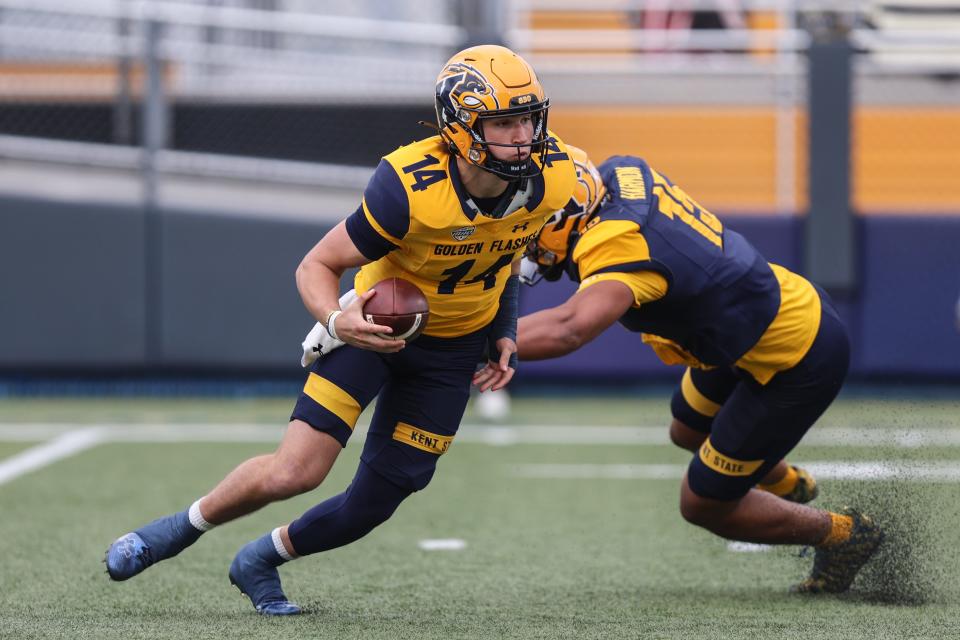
[105,45,577,614]
[508,149,883,594]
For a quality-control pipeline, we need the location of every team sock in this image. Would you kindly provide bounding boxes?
[188,498,216,533]
[271,527,295,562]
[758,465,799,497]
[817,512,854,548]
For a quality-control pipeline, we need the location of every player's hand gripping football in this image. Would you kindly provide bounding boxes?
[472,337,517,392]
[334,289,406,353]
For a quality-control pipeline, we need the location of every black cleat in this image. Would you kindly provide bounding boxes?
[794,509,884,594]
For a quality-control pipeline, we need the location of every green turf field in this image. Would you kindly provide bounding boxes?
[0,395,958,639]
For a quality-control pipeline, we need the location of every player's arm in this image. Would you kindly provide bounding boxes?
[296,221,405,353]
[517,279,635,360]
[473,258,522,392]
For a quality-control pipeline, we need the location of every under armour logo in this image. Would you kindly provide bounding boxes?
[512,221,530,233]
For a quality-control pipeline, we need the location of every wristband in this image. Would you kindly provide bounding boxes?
[326,310,342,341]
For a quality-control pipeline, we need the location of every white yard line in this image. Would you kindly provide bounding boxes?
[512,463,686,479]
[509,461,960,482]
[1,423,959,487]
[1,423,960,447]
[418,539,467,551]
[0,427,106,486]
[727,542,772,553]
[804,461,960,481]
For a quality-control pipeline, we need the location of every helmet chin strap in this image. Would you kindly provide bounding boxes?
[482,146,538,182]
[475,117,546,181]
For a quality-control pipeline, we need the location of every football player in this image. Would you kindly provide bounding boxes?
[105,45,577,614]
[506,148,883,594]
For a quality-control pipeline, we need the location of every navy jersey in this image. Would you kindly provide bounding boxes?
[576,156,817,373]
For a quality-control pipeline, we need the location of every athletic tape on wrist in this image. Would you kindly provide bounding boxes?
[326,310,342,341]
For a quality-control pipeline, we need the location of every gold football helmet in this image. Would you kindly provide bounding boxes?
[435,45,549,180]
[520,145,606,285]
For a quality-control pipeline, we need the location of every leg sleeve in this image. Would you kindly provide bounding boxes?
[286,461,412,556]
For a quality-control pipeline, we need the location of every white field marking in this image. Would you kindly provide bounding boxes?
[727,542,772,553]
[0,427,106,486]
[462,426,960,448]
[418,538,467,551]
[512,463,685,479]
[803,461,960,481]
[1,424,960,448]
[509,461,960,482]
[0,424,958,487]
[0,423,287,442]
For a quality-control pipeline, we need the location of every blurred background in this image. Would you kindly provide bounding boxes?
[0,0,958,392]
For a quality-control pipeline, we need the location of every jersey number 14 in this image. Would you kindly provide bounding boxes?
[438,253,515,294]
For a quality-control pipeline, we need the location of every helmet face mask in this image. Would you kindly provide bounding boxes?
[520,209,586,286]
[435,46,550,181]
[520,145,607,286]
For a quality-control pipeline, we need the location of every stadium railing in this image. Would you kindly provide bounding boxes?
[0,0,958,214]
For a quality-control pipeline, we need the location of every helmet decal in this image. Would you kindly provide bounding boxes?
[438,62,500,115]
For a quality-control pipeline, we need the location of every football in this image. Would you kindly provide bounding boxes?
[364,278,430,342]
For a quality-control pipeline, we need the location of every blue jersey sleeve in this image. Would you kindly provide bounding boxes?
[345,206,396,260]
[345,159,410,260]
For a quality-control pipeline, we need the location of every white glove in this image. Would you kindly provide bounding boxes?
[300,288,358,367]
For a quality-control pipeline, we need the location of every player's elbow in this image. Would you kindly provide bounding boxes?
[296,253,325,286]
[555,306,590,353]
[294,259,312,291]
[558,326,586,353]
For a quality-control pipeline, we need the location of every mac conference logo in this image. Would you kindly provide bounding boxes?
[451,226,476,241]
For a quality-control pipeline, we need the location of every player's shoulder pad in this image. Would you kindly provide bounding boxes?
[595,155,656,224]
[361,159,409,241]
[573,218,647,264]
[364,137,451,239]
[597,155,655,203]
[537,131,578,212]
[382,135,448,170]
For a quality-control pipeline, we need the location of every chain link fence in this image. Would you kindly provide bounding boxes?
[0,0,958,213]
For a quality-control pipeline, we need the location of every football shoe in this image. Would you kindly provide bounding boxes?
[794,509,884,594]
[229,537,301,616]
[779,465,820,504]
[105,510,201,581]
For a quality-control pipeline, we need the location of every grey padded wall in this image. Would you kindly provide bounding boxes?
[159,210,326,369]
[0,195,333,372]
[0,196,147,367]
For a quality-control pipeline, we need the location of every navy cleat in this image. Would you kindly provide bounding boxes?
[105,510,202,581]
[105,532,152,580]
[229,535,301,616]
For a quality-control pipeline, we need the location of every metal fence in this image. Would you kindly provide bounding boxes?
[0,0,958,215]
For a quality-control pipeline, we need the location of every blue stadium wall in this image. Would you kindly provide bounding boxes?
[2,194,959,381]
